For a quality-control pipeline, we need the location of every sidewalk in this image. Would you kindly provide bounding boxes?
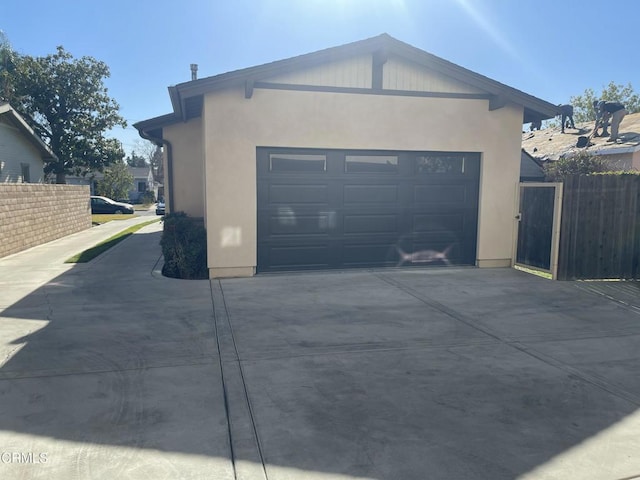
[0,219,235,480]
[0,215,161,306]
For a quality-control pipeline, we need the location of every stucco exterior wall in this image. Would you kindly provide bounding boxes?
[632,150,640,171]
[163,117,204,218]
[602,152,633,171]
[202,86,523,277]
[0,120,46,183]
[0,184,91,259]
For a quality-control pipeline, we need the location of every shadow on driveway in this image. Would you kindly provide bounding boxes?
[2,231,640,479]
[0,229,233,479]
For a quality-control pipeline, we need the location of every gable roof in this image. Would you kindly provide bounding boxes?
[0,103,57,161]
[520,149,545,181]
[135,34,559,141]
[128,166,152,179]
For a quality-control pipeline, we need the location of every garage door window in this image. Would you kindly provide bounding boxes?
[270,153,326,172]
[416,154,465,174]
[345,155,398,173]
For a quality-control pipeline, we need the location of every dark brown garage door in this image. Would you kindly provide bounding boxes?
[257,148,480,273]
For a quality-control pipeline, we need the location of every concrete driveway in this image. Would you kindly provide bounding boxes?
[1,222,640,479]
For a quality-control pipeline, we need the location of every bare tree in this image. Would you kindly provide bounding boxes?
[133,139,163,184]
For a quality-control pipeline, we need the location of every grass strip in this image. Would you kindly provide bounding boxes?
[66,219,161,263]
[92,214,138,225]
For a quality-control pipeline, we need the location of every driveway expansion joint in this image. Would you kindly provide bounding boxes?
[374,271,640,408]
[211,280,268,480]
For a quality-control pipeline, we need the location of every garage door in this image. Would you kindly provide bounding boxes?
[257,148,480,272]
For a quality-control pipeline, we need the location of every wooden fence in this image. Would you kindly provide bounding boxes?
[557,175,640,280]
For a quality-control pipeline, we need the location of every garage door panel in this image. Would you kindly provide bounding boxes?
[341,242,398,266]
[343,184,398,204]
[267,244,330,269]
[408,240,461,265]
[343,214,398,234]
[268,184,329,204]
[413,184,470,205]
[412,213,465,233]
[269,212,332,235]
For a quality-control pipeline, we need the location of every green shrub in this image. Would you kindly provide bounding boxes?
[544,151,607,181]
[160,212,208,279]
[141,191,156,204]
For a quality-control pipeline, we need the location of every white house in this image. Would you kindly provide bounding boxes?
[0,103,54,183]
[127,165,156,203]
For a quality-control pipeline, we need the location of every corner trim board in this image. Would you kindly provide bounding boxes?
[372,48,388,90]
[245,79,254,99]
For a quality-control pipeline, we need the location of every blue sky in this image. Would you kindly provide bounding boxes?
[3,0,639,155]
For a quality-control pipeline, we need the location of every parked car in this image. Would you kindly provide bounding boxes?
[156,199,165,216]
[90,196,134,214]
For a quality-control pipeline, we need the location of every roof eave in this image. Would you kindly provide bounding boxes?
[133,113,180,144]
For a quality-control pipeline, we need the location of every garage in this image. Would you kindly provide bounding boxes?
[135,34,560,278]
[257,147,480,272]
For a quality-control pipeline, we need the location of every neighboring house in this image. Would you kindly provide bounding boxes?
[520,149,545,182]
[522,112,640,170]
[65,165,157,201]
[64,171,103,194]
[127,165,155,203]
[135,34,558,278]
[0,103,54,183]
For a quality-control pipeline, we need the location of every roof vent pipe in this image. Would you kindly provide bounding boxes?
[190,64,198,81]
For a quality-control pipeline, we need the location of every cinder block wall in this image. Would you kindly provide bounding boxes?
[0,184,91,259]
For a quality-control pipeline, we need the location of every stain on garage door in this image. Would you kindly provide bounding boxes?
[257,148,480,272]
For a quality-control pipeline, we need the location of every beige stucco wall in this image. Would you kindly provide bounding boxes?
[202,86,523,277]
[162,117,205,218]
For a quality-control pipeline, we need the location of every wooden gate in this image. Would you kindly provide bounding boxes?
[514,183,563,279]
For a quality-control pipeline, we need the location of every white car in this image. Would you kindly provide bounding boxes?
[156,199,165,215]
